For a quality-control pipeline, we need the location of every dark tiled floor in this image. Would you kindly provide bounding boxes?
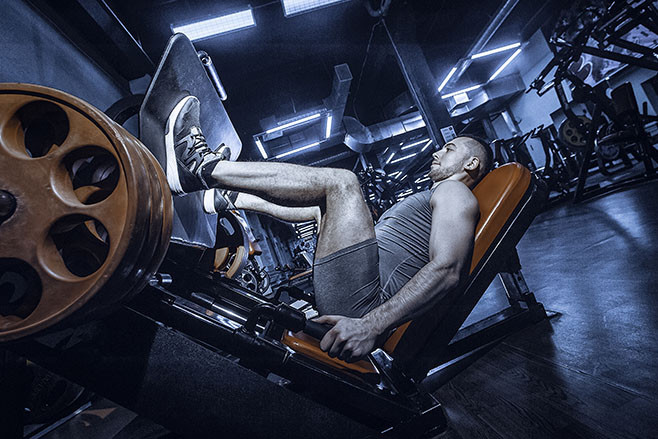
[27,179,658,438]
[439,179,658,438]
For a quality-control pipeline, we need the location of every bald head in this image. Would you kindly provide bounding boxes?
[428,135,493,188]
[459,135,493,184]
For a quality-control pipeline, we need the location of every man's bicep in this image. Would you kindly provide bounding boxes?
[428,186,479,266]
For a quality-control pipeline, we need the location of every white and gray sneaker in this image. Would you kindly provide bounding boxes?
[203,189,238,214]
[164,95,231,195]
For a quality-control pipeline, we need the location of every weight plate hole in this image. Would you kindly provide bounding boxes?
[61,146,120,205]
[49,215,110,277]
[13,101,69,158]
[0,258,42,320]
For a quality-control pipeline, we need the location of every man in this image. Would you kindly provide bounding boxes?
[164,95,493,362]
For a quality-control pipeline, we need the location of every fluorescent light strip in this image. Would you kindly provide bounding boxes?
[441,84,482,99]
[401,138,429,150]
[325,114,333,139]
[415,176,431,183]
[389,171,401,178]
[173,9,255,41]
[275,141,320,159]
[281,0,349,17]
[265,113,322,134]
[471,42,521,59]
[438,66,458,92]
[421,139,433,152]
[390,153,417,164]
[255,138,268,159]
[489,48,522,81]
[385,153,396,165]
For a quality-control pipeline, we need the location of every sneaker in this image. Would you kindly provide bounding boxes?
[164,95,231,195]
[203,189,238,214]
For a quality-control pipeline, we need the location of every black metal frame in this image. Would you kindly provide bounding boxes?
[4,167,551,438]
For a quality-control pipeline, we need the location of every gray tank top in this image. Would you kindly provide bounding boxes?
[375,188,435,300]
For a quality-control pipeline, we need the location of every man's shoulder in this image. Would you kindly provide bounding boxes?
[430,181,478,214]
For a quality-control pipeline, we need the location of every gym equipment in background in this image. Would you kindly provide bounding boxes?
[528,1,658,202]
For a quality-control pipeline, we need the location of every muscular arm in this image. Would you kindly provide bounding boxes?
[234,192,321,225]
[316,181,479,362]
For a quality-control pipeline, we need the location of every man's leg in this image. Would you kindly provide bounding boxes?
[164,94,381,317]
[207,161,374,259]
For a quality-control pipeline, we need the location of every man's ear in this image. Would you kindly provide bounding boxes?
[464,156,480,172]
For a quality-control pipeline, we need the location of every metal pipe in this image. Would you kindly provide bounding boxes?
[197,51,228,101]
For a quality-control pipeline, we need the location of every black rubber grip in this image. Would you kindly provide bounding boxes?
[303,320,332,339]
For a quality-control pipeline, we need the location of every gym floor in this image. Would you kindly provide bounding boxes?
[28,178,658,439]
[438,177,658,438]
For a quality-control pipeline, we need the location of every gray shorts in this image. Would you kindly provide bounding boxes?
[312,238,385,318]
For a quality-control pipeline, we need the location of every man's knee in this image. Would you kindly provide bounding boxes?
[326,169,360,194]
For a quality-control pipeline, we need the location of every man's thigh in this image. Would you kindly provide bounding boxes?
[313,238,384,318]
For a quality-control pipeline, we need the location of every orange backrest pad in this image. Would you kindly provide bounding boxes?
[382,163,532,353]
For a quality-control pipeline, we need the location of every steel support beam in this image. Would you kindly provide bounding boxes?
[383,5,453,146]
[325,63,352,137]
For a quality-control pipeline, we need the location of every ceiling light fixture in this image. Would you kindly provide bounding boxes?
[325,114,333,139]
[441,84,482,99]
[265,113,322,135]
[385,152,396,165]
[438,67,458,92]
[401,138,429,150]
[421,139,433,152]
[255,138,268,159]
[275,141,320,159]
[390,153,417,164]
[281,0,350,17]
[471,42,521,59]
[172,8,255,41]
[489,48,522,81]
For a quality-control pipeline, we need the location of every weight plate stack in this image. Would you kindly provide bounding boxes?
[0,83,173,343]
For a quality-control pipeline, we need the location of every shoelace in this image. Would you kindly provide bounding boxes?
[191,132,214,160]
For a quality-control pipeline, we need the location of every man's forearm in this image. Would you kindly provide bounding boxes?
[362,261,460,335]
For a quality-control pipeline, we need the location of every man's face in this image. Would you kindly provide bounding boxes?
[428,138,472,182]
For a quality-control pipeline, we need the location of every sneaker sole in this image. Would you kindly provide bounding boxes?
[203,189,217,214]
[164,95,195,195]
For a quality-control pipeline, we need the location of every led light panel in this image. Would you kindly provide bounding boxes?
[265,113,322,134]
[438,67,458,92]
[275,141,320,159]
[255,138,268,159]
[441,84,482,99]
[325,114,333,139]
[489,48,522,81]
[401,138,429,150]
[173,8,255,41]
[471,42,521,59]
[390,153,417,164]
[281,0,350,17]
